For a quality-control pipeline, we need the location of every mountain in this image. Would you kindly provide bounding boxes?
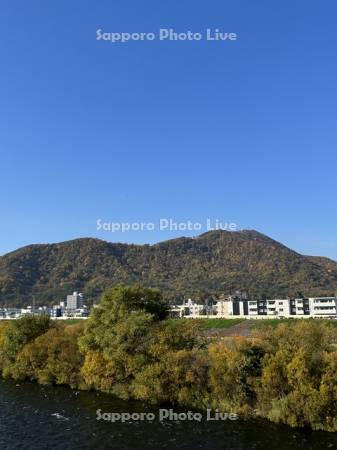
[1,230,337,307]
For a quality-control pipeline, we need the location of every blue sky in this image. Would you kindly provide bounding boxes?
[0,0,337,258]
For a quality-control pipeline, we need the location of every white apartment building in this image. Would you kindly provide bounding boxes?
[66,292,84,310]
[222,296,337,319]
[170,296,337,319]
[169,298,205,318]
[245,299,291,318]
[183,298,205,317]
[309,297,337,318]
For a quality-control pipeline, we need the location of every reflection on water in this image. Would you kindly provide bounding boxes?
[0,379,336,450]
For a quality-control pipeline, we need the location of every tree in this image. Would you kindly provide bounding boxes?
[79,284,168,352]
[0,315,50,377]
[12,323,85,388]
[79,285,169,397]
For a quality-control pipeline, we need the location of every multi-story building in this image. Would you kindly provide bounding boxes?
[170,295,337,319]
[51,306,63,318]
[182,298,205,317]
[168,298,205,318]
[309,297,337,318]
[66,292,84,310]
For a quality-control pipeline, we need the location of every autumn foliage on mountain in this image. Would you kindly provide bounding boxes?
[1,230,337,307]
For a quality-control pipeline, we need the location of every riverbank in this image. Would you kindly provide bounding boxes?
[1,285,337,433]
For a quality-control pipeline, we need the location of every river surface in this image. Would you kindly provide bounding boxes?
[0,379,337,450]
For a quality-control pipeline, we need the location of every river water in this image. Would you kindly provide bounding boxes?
[0,379,336,450]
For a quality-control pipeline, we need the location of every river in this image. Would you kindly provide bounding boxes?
[0,379,336,449]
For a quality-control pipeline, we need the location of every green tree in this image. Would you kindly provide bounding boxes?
[79,285,169,398]
[0,315,50,377]
[79,284,168,353]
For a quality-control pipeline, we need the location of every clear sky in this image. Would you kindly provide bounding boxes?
[0,0,336,258]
